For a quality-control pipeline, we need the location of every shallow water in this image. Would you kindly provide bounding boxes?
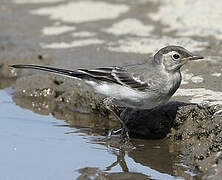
[0,89,190,179]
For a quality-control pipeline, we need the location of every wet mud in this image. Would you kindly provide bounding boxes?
[121,102,222,179]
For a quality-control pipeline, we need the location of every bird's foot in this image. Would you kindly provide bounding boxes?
[108,127,130,143]
[108,128,122,138]
[103,97,130,143]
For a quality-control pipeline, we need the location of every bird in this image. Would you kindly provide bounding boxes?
[10,45,203,139]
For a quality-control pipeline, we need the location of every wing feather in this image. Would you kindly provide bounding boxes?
[81,66,148,91]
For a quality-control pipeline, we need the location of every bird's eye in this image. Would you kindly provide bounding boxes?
[172,54,180,60]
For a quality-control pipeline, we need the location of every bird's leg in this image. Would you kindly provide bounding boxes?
[103,97,130,141]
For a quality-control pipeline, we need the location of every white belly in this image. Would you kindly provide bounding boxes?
[86,81,170,109]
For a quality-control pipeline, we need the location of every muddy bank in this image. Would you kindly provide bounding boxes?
[168,105,222,179]
[120,103,222,179]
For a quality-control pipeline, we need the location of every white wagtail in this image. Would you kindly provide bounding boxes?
[10,45,203,138]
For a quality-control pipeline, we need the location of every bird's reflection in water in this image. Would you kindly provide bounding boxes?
[79,136,192,180]
[105,146,129,172]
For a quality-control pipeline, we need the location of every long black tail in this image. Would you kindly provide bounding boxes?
[10,64,87,79]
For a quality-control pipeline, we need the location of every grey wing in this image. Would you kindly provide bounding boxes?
[80,66,148,91]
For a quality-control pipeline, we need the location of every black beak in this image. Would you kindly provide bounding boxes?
[182,55,204,61]
[188,55,204,60]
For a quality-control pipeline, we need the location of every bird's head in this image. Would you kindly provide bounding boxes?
[153,46,204,72]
